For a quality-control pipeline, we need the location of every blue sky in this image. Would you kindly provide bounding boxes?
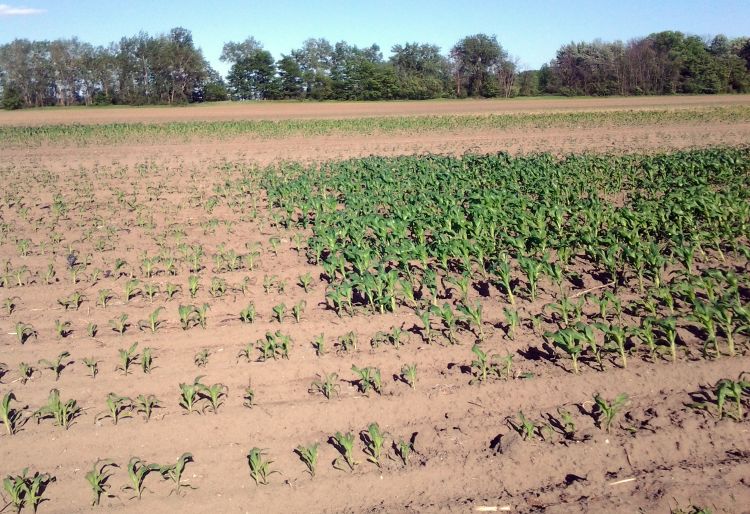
[1,0,749,75]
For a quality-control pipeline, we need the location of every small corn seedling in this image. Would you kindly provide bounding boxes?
[431,303,458,343]
[292,300,306,323]
[351,365,382,394]
[54,319,72,338]
[236,342,254,363]
[239,303,256,323]
[298,272,313,293]
[195,303,209,329]
[1,391,25,435]
[556,407,577,439]
[331,431,358,471]
[714,375,750,420]
[457,301,484,341]
[86,322,98,338]
[470,344,499,384]
[198,382,227,414]
[109,313,130,336]
[123,457,160,500]
[262,274,276,294]
[272,303,287,323]
[178,376,205,414]
[83,358,99,378]
[14,323,37,345]
[309,372,340,399]
[362,422,387,467]
[96,393,133,425]
[85,459,118,506]
[178,304,198,330]
[546,328,583,374]
[160,453,194,496]
[138,307,165,333]
[187,276,200,298]
[594,322,629,369]
[3,296,19,315]
[593,393,629,433]
[143,283,160,302]
[394,436,414,466]
[2,468,55,513]
[294,443,319,478]
[503,308,520,340]
[247,448,277,485]
[57,291,84,311]
[312,334,327,356]
[337,331,358,353]
[508,411,541,440]
[116,343,139,375]
[97,289,114,308]
[39,352,73,381]
[123,279,141,303]
[208,277,227,298]
[141,347,154,374]
[17,362,35,384]
[400,363,417,389]
[243,381,255,408]
[164,283,180,300]
[34,388,80,430]
[194,349,210,368]
[135,394,161,422]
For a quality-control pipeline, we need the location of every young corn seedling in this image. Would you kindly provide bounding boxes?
[546,328,583,374]
[195,303,209,329]
[312,334,327,356]
[178,304,198,330]
[556,407,577,439]
[714,374,750,420]
[134,394,161,422]
[14,323,37,344]
[594,322,629,369]
[124,279,141,303]
[138,307,165,333]
[658,317,679,363]
[96,393,133,425]
[337,331,357,353]
[208,277,227,298]
[85,459,118,506]
[593,393,629,433]
[518,256,543,301]
[187,276,200,298]
[2,469,55,513]
[470,344,498,384]
[362,422,387,467]
[292,300,306,323]
[309,372,340,399]
[508,411,540,440]
[97,289,114,308]
[351,365,382,394]
[198,382,227,414]
[164,283,180,300]
[57,291,84,311]
[34,388,81,430]
[116,343,139,375]
[431,303,458,344]
[394,436,414,466]
[458,301,484,340]
[0,391,24,435]
[39,352,73,381]
[239,303,256,324]
[83,358,99,378]
[17,362,35,384]
[141,347,154,374]
[194,349,210,368]
[86,322,98,338]
[3,296,19,315]
[109,313,130,336]
[123,457,160,500]
[54,319,72,338]
[331,431,358,471]
[272,303,286,323]
[243,381,255,408]
[160,453,194,495]
[298,272,313,293]
[178,376,205,414]
[400,363,417,389]
[295,443,319,478]
[503,308,520,340]
[247,448,277,485]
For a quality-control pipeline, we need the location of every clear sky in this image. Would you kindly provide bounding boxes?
[1,0,749,75]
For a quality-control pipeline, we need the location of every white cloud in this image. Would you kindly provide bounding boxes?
[0,4,46,16]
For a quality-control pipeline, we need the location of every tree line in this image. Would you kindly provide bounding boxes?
[2,28,749,109]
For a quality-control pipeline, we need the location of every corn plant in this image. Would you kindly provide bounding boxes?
[331,431,358,471]
[292,300,306,323]
[239,303,256,323]
[400,363,417,389]
[2,469,55,513]
[431,303,458,343]
[394,436,413,466]
[714,374,749,420]
[187,276,200,298]
[503,308,520,340]
[159,453,194,495]
[109,313,129,336]
[138,307,165,333]
[469,344,499,384]
[178,304,198,330]
[312,334,327,356]
[178,376,205,414]
[123,457,160,500]
[208,277,227,298]
[85,459,118,506]
[518,256,543,301]
[39,352,73,381]
[272,303,286,323]
[53,319,72,338]
[351,365,382,394]
[57,291,84,311]
[295,443,319,477]
[116,343,139,375]
[34,388,80,430]
[164,283,180,300]
[123,279,141,302]
[194,349,210,368]
[86,322,98,338]
[594,322,629,368]
[134,394,161,422]
[298,272,313,293]
[3,296,18,315]
[309,372,339,399]
[337,331,357,353]
[198,382,227,414]
[362,422,387,467]
[140,347,154,374]
[96,393,133,425]
[97,289,114,308]
[83,358,99,378]
[16,362,34,385]
[0,391,24,436]
[593,393,629,432]
[247,448,277,485]
[458,301,484,340]
[195,303,209,329]
[508,411,540,440]
[242,381,255,408]
[14,323,36,345]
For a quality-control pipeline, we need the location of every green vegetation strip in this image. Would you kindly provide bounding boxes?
[2,105,749,147]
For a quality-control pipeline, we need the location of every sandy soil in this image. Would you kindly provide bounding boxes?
[0,95,749,126]
[1,101,749,514]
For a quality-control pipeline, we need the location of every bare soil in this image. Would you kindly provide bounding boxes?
[1,99,749,514]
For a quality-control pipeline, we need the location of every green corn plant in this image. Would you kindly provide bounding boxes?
[195,303,209,329]
[178,376,205,414]
[187,276,200,298]
[39,352,73,381]
[134,394,161,422]
[16,362,34,385]
[53,319,72,338]
[85,459,118,506]
[458,301,484,340]
[593,393,629,433]
[164,283,180,300]
[714,374,750,420]
[178,304,197,330]
[658,317,679,363]
[83,358,99,378]
[208,277,227,298]
[337,331,357,353]
[295,443,319,477]
[394,437,413,466]
[292,300,306,323]
[309,372,340,399]
[14,323,36,344]
[312,334,327,356]
[123,457,160,500]
[141,347,154,374]
[237,342,254,363]
[142,283,159,303]
[247,448,277,485]
[351,365,382,394]
[518,256,543,301]
[503,308,520,340]
[0,391,24,436]
[239,303,256,323]
[690,300,719,358]
[3,296,18,315]
[116,343,139,375]
[400,363,417,389]
[138,307,165,333]
[159,453,194,495]
[556,407,576,439]
[86,322,98,338]
[417,309,433,343]
[362,422,387,467]
[194,349,210,368]
[34,388,80,430]
[298,272,313,293]
[96,393,132,425]
[494,254,516,305]
[57,291,84,311]
[123,279,141,302]
[446,274,471,302]
[470,344,498,384]
[97,289,114,308]
[631,319,657,362]
[3,469,55,513]
[272,303,286,323]
[109,313,129,336]
[243,382,255,408]
[594,322,629,369]
[546,329,583,374]
[262,274,276,294]
[508,411,539,440]
[331,431,358,471]
[431,303,458,343]
[198,382,227,414]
